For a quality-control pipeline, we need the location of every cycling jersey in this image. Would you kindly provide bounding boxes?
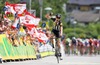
[52,20,62,38]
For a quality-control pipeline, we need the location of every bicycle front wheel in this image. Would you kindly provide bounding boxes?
[55,45,60,63]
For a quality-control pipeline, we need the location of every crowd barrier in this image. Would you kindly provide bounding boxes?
[0,34,54,61]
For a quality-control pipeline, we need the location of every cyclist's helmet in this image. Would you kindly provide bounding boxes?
[72,37,76,39]
[56,14,61,19]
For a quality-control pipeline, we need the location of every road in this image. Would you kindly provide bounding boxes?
[2,55,100,65]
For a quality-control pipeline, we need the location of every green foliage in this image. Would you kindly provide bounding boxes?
[66,32,78,38]
[65,22,100,39]
[0,0,5,13]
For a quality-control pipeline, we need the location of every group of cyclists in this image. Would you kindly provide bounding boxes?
[66,37,100,55]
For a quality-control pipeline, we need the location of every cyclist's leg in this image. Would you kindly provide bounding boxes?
[56,38,61,49]
[55,38,59,54]
[51,33,56,49]
[51,37,56,52]
[57,38,63,60]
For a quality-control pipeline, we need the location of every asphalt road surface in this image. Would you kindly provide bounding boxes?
[2,55,100,65]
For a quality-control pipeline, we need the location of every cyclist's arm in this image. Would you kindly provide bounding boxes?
[45,13,56,22]
[60,23,63,36]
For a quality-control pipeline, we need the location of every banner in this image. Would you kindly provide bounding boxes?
[0,34,54,60]
[0,34,36,60]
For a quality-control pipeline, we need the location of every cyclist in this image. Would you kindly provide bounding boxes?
[45,13,63,60]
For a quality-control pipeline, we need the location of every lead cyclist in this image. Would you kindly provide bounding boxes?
[45,13,63,60]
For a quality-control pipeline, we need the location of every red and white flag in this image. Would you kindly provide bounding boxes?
[28,27,48,44]
[13,4,26,15]
[20,11,40,27]
[11,18,19,29]
[37,30,48,44]
[4,2,16,15]
[28,27,37,37]
[4,2,26,16]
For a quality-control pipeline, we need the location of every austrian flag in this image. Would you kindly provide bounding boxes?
[28,27,48,44]
[4,2,26,17]
[37,32,48,43]
[20,12,40,27]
